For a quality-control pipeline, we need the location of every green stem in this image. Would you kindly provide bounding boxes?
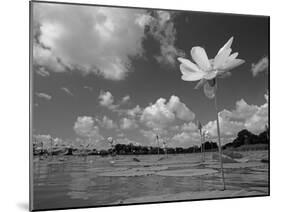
[214,78,226,190]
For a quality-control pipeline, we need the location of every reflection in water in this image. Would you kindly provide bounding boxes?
[33,151,269,210]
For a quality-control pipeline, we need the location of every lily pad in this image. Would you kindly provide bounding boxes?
[207,162,264,169]
[155,168,218,177]
[98,169,154,177]
[88,167,128,173]
[131,166,168,172]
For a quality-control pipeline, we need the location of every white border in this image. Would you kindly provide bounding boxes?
[1,0,279,212]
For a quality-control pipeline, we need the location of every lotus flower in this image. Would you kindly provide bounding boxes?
[176,37,245,190]
[178,37,245,98]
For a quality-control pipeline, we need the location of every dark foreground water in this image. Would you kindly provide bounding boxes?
[32,151,269,210]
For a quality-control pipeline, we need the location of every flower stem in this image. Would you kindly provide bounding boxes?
[214,78,226,190]
[199,129,204,162]
[203,133,205,161]
[156,134,160,159]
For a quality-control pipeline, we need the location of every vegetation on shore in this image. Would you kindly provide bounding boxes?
[33,128,269,157]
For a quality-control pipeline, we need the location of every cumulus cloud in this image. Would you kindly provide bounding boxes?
[126,105,142,117]
[116,137,136,145]
[61,87,73,96]
[204,96,268,138]
[244,102,268,133]
[98,90,118,110]
[140,95,195,129]
[140,129,157,145]
[251,56,269,77]
[98,91,134,112]
[36,92,52,100]
[141,98,175,129]
[181,122,198,132]
[33,4,183,79]
[98,116,118,129]
[220,99,259,121]
[33,3,150,80]
[167,95,195,122]
[34,134,51,141]
[171,131,200,147]
[73,116,104,141]
[120,117,138,130]
[204,117,245,138]
[147,11,184,66]
[33,134,64,148]
[73,116,94,136]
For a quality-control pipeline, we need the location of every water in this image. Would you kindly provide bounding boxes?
[32,151,269,210]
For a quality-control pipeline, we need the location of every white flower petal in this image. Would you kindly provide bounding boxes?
[180,64,205,81]
[222,58,245,71]
[214,48,232,69]
[228,52,239,61]
[217,37,234,55]
[218,71,232,78]
[203,70,217,80]
[178,57,202,73]
[190,47,211,71]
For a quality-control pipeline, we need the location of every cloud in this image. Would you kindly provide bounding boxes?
[33,4,184,79]
[167,95,195,122]
[127,105,142,117]
[251,56,269,77]
[98,116,118,129]
[116,137,136,145]
[36,67,50,77]
[61,87,73,96]
[36,92,52,100]
[98,90,118,110]
[171,131,200,147]
[121,95,130,104]
[73,116,104,142]
[141,98,175,129]
[147,11,184,66]
[140,129,157,145]
[117,132,125,138]
[181,122,198,132]
[140,95,195,129]
[98,91,132,111]
[204,117,245,138]
[33,134,64,148]
[33,3,150,80]
[204,95,268,138]
[120,117,138,130]
[34,134,51,141]
[73,116,94,137]
[220,99,259,121]
[83,86,93,91]
[244,101,268,133]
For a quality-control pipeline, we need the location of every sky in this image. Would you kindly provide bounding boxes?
[31,2,269,150]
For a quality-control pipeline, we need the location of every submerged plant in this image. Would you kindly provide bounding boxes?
[177,37,245,190]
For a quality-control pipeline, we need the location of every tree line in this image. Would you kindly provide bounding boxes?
[33,127,269,156]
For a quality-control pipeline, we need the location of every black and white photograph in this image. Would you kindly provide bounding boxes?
[30,1,269,211]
